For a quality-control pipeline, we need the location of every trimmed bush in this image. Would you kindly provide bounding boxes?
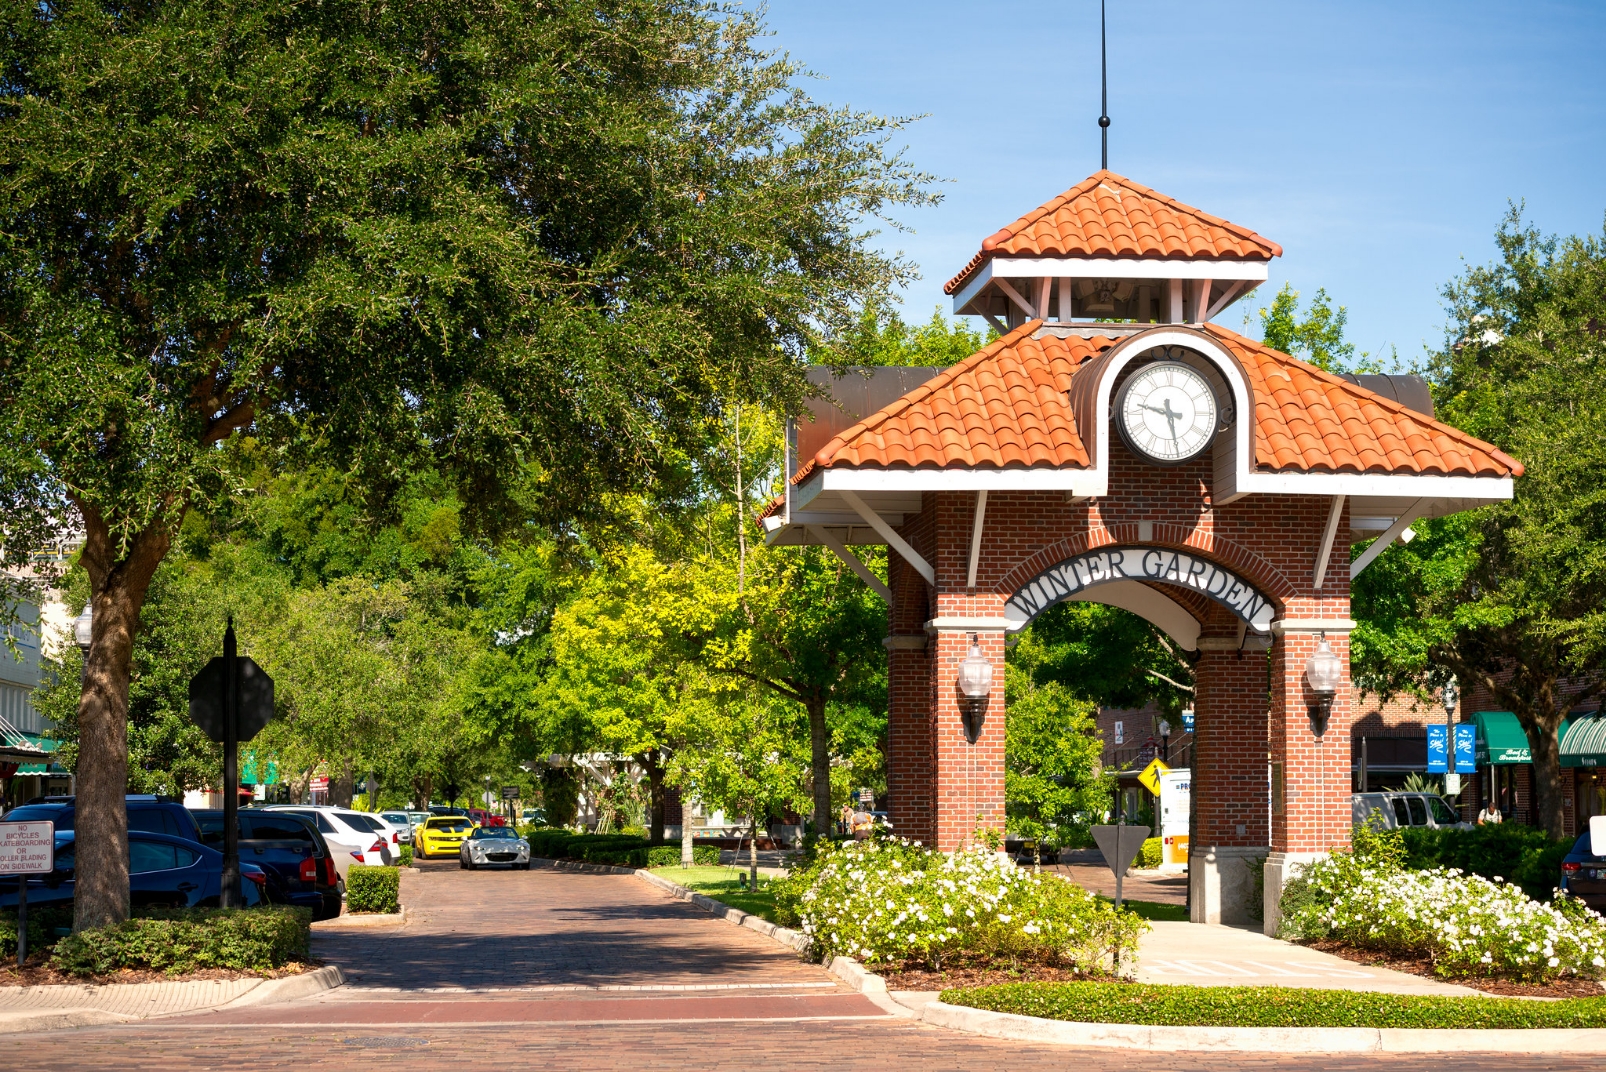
[0,902,74,959]
[50,907,310,976]
[647,845,721,867]
[346,864,401,914]
[946,981,1606,1029]
[1400,824,1574,902]
[398,844,413,867]
[775,837,1146,972]
[1136,838,1163,869]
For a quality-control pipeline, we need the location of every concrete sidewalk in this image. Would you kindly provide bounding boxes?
[1133,921,1480,995]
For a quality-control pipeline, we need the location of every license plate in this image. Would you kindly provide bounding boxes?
[1593,869,1605,881]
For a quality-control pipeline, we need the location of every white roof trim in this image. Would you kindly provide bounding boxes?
[952,257,1269,312]
[818,468,1104,494]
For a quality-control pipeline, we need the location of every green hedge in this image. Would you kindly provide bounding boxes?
[346,864,401,914]
[50,907,310,977]
[516,829,719,868]
[0,903,74,959]
[1399,824,1574,901]
[398,844,413,867]
[944,981,1606,1029]
[648,845,721,867]
[1136,838,1163,869]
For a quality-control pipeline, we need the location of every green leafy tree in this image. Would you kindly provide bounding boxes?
[1255,283,1382,373]
[1004,677,1109,866]
[1012,602,1195,722]
[1351,209,1606,837]
[831,302,991,367]
[0,0,932,926]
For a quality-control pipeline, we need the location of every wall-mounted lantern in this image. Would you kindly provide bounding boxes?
[957,634,993,743]
[1304,633,1342,736]
[73,604,93,652]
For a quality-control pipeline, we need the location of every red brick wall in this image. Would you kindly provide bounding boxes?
[1270,631,1353,853]
[1193,649,1270,848]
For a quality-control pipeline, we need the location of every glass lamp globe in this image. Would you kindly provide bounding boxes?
[957,637,993,700]
[1304,636,1342,695]
[1442,680,1459,719]
[72,605,94,651]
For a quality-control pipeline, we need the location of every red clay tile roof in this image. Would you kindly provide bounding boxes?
[808,322,1095,473]
[797,322,1522,481]
[1201,325,1524,478]
[944,171,1283,295]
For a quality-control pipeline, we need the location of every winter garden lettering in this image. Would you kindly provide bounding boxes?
[1005,547,1275,631]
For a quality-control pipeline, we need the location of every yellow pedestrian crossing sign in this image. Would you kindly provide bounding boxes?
[1137,758,1170,796]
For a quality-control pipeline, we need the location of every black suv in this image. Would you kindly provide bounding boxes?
[191,809,343,920]
[5,795,204,842]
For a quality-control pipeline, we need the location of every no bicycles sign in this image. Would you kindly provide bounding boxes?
[0,820,55,874]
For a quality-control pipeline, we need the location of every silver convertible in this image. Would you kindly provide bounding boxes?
[459,826,531,870]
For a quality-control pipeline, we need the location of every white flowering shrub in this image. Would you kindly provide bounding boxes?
[775,837,1145,972]
[1281,856,1606,983]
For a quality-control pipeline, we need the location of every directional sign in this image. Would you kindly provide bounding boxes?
[501,785,519,801]
[0,821,54,874]
[188,655,275,743]
[1137,758,1170,796]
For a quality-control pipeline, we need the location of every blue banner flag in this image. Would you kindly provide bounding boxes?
[1427,725,1449,773]
[1454,724,1477,773]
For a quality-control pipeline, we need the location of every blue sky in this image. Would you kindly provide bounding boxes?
[758,1,1606,365]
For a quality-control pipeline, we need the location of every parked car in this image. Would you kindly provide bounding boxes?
[1559,832,1606,912]
[520,808,545,825]
[414,815,476,859]
[264,805,390,882]
[1352,792,1471,831]
[428,806,469,818]
[460,826,530,870]
[381,811,420,841]
[4,795,204,842]
[192,809,342,920]
[466,807,506,828]
[341,811,403,862]
[0,830,270,911]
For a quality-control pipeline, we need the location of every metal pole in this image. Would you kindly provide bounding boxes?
[16,875,26,968]
[221,619,241,909]
[1099,0,1110,169]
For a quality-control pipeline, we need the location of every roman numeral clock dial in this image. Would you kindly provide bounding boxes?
[1115,361,1220,464]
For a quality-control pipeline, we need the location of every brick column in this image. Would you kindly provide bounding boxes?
[1189,645,1270,924]
[923,628,1006,850]
[885,637,935,848]
[1263,627,1353,934]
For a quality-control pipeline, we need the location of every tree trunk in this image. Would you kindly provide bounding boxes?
[748,815,760,892]
[1528,705,1566,840]
[332,761,354,809]
[681,800,694,867]
[72,507,171,931]
[643,750,665,843]
[806,692,831,839]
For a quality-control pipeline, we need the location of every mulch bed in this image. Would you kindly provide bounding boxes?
[0,954,317,988]
[880,963,1126,991]
[1307,939,1606,999]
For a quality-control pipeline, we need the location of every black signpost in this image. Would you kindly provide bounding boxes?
[188,619,274,909]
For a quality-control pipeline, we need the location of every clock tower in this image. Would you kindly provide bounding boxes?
[761,169,1520,933]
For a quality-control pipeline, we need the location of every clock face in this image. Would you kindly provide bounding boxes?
[1115,361,1219,464]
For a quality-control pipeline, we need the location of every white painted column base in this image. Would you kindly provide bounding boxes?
[1262,850,1328,937]
[1188,845,1269,926]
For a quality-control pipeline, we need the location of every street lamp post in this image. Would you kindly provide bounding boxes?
[1442,680,1460,798]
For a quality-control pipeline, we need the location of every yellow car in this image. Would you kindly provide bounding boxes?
[414,815,478,859]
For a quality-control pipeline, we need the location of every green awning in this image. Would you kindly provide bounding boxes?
[241,754,279,786]
[1561,717,1606,768]
[14,731,65,775]
[1475,711,1533,765]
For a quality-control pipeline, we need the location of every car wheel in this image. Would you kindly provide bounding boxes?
[459,856,469,869]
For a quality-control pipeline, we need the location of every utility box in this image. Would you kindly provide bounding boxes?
[1159,768,1191,867]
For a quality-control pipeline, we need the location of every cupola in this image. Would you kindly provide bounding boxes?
[946,171,1282,331]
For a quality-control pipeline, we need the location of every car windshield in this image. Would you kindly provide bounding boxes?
[471,827,519,839]
[338,813,381,832]
[381,813,409,825]
[429,819,472,832]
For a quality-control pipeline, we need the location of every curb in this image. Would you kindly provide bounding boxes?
[920,999,1606,1053]
[0,1007,133,1033]
[314,906,408,929]
[632,868,811,955]
[218,965,346,1008]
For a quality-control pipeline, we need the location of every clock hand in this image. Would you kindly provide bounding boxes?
[1162,399,1181,441]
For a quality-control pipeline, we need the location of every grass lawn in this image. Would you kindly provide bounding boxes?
[944,982,1606,1029]
[1098,897,1188,922]
[650,866,781,924]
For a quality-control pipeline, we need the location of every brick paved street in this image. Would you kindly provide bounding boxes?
[10,863,1587,1070]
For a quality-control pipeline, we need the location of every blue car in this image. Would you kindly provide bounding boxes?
[191,808,342,920]
[1559,832,1606,913]
[5,795,204,842]
[0,830,269,911]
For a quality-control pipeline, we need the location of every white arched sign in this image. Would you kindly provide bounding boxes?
[1005,546,1276,633]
